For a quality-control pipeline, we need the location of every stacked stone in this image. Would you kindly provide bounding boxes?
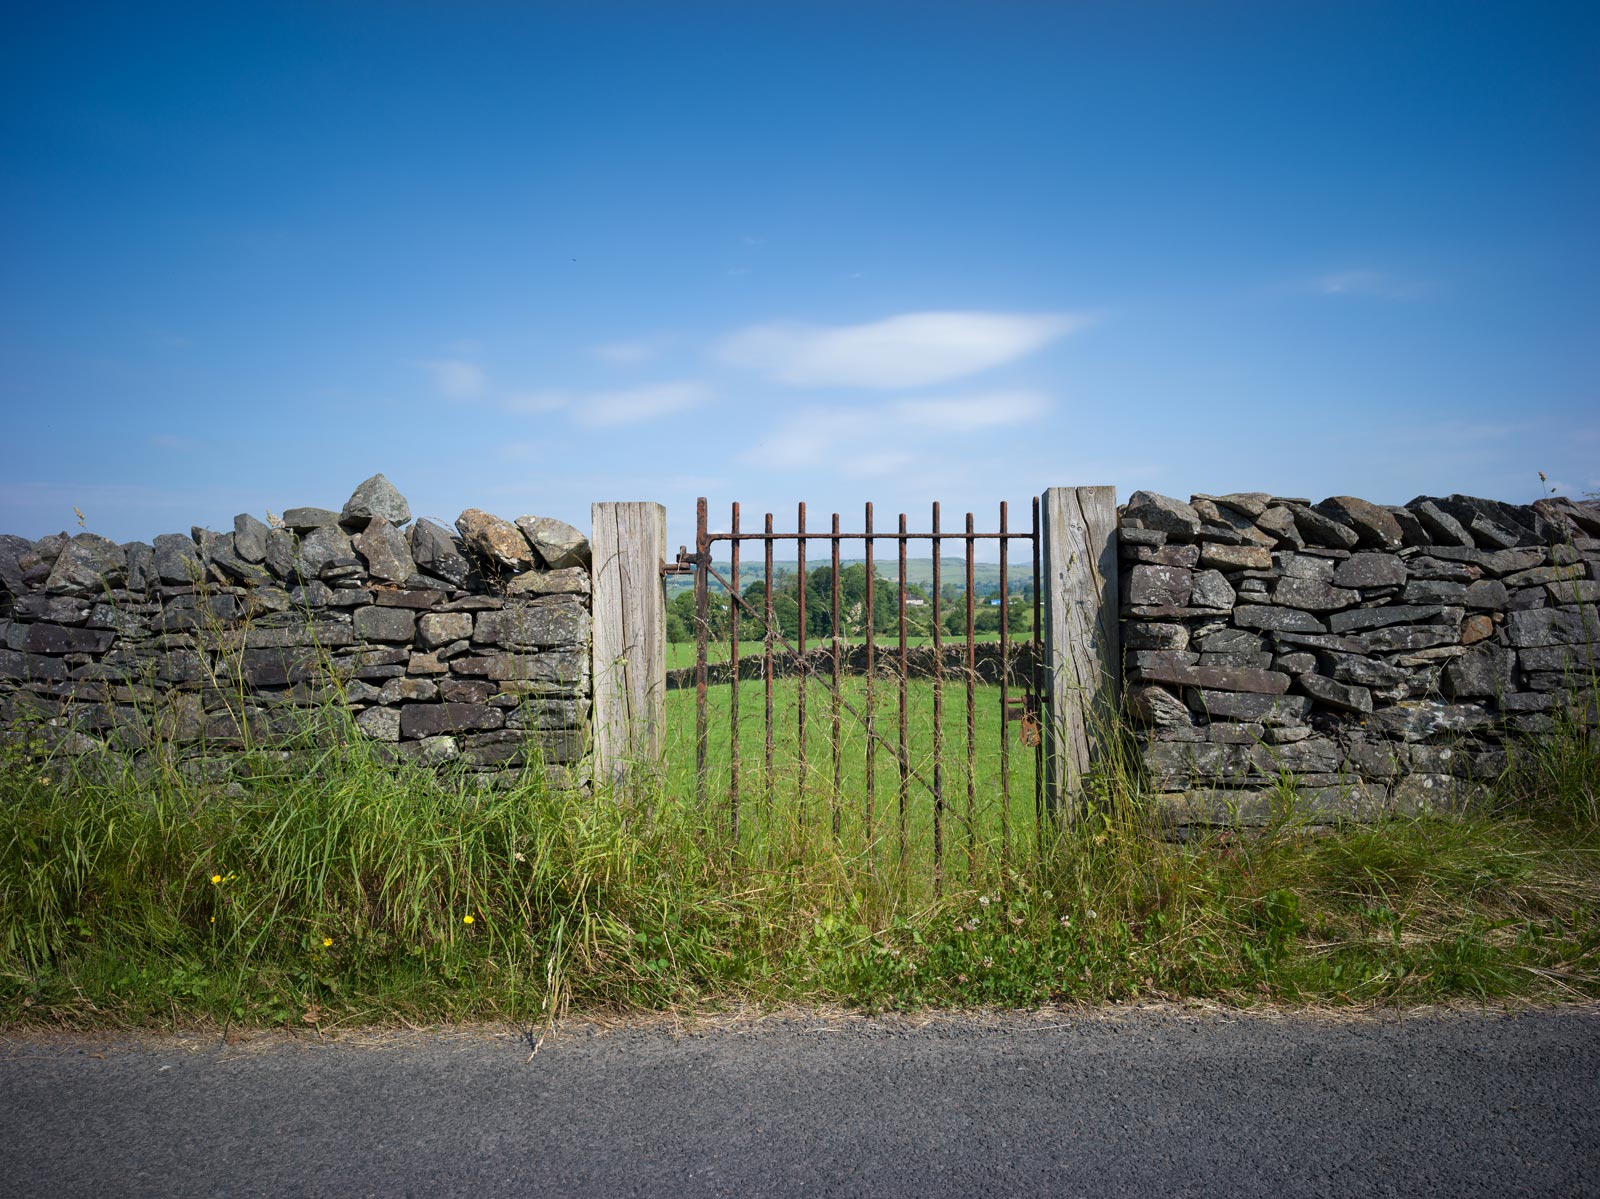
[1119,490,1600,825]
[0,475,592,781]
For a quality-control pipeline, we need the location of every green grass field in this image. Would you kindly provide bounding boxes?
[663,674,1043,888]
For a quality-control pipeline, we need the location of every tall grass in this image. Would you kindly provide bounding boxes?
[2,672,1597,1027]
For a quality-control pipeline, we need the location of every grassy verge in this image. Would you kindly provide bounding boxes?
[2,694,1597,1029]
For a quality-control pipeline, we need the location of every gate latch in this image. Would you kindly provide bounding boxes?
[1006,694,1042,747]
[661,546,702,577]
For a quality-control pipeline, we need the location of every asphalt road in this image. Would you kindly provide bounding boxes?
[3,1006,1597,1198]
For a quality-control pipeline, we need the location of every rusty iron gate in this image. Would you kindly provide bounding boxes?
[665,498,1044,879]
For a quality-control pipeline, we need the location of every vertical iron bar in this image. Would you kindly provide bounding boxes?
[831,511,842,836]
[729,502,741,842]
[897,512,909,862]
[796,501,807,816]
[863,502,876,840]
[694,497,709,814]
[931,501,944,895]
[764,513,774,821]
[965,511,976,871]
[998,501,1011,866]
[1032,495,1044,843]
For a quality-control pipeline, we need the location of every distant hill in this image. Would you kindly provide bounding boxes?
[664,558,1030,598]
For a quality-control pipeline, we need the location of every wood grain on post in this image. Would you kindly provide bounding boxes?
[591,502,667,791]
[1039,486,1120,822]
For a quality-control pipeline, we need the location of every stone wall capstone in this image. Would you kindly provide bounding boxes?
[0,475,592,783]
[1119,491,1600,825]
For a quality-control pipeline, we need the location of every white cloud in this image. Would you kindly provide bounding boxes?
[891,390,1050,432]
[418,358,487,400]
[716,311,1089,389]
[741,392,1050,475]
[571,381,712,428]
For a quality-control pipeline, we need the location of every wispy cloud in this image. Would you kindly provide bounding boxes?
[417,358,487,400]
[1311,270,1424,299]
[741,390,1051,476]
[716,311,1089,389]
[571,381,712,428]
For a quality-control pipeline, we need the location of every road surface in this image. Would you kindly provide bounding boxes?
[3,1005,1596,1197]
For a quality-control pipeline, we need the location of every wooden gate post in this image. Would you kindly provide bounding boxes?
[591,502,668,791]
[1039,486,1120,822]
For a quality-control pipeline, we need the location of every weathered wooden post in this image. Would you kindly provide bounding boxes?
[1039,486,1120,822]
[591,502,668,791]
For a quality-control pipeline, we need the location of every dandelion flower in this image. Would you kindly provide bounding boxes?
[463,914,475,925]
[323,937,333,948]
[211,874,222,885]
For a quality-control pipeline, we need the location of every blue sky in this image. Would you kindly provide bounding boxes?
[3,1,1597,554]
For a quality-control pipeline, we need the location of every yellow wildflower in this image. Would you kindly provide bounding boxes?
[463,914,475,925]
[211,874,222,885]
[323,937,333,948]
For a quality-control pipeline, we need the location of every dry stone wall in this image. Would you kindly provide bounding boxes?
[1119,490,1600,825]
[0,475,592,782]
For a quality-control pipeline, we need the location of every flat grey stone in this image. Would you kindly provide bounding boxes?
[1367,700,1494,741]
[1408,501,1473,547]
[355,706,402,742]
[1333,554,1408,589]
[417,611,474,649]
[1256,506,1304,548]
[1233,605,1327,633]
[1441,644,1514,699]
[1198,544,1273,571]
[1296,673,1373,714]
[1402,580,1469,604]
[1186,690,1311,726]
[44,535,126,596]
[1327,605,1460,634]
[1316,496,1404,549]
[282,507,342,532]
[353,606,416,643]
[1271,577,1360,612]
[472,598,589,650]
[298,526,354,580]
[1290,505,1360,550]
[1127,564,1192,608]
[1189,569,1236,609]
[1122,622,1189,651]
[399,703,505,738]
